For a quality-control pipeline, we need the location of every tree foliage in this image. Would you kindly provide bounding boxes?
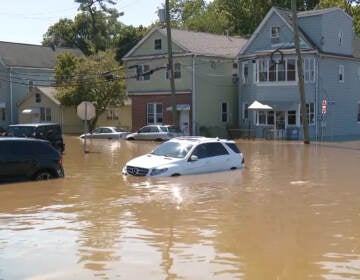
[55,50,126,130]
[169,0,321,36]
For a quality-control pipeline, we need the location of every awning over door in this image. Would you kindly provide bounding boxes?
[166,104,190,111]
[22,108,40,114]
[248,100,298,111]
[248,100,273,110]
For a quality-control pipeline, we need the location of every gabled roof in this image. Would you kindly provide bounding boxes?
[159,28,247,58]
[0,41,83,69]
[298,7,352,21]
[239,6,316,56]
[123,27,247,59]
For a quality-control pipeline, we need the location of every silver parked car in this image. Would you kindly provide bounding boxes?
[80,126,130,139]
[126,125,184,141]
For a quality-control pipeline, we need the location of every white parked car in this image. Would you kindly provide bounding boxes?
[122,136,245,177]
[80,126,130,139]
[126,125,183,141]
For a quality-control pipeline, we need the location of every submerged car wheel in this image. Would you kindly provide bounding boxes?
[33,170,54,180]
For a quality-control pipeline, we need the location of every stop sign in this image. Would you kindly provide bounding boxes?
[77,101,96,120]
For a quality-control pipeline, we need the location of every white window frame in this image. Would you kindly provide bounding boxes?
[40,107,51,121]
[241,62,249,84]
[300,103,315,125]
[338,31,343,46]
[255,57,297,84]
[256,110,274,126]
[166,62,181,80]
[270,25,280,43]
[339,64,344,83]
[303,58,315,83]
[154,39,162,50]
[136,64,150,81]
[106,109,119,120]
[147,103,163,124]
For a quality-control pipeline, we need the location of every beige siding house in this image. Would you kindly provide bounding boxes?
[18,87,132,134]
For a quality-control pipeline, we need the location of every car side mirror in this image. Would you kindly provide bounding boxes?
[190,155,198,161]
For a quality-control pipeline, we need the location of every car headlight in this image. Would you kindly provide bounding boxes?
[150,167,168,176]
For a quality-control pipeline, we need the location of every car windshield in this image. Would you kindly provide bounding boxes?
[167,126,181,133]
[151,141,193,158]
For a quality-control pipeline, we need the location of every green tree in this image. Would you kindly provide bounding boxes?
[55,50,126,130]
[75,0,122,53]
[169,0,320,36]
[113,25,148,61]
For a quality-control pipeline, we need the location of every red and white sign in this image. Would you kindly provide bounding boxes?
[321,100,327,114]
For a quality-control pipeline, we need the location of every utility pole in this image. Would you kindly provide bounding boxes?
[292,0,310,144]
[165,0,178,127]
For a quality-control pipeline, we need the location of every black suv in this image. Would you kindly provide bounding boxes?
[0,138,64,182]
[6,123,65,153]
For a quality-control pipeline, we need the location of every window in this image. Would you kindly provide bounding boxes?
[257,110,274,125]
[243,103,249,120]
[303,58,315,83]
[40,107,51,121]
[35,93,41,103]
[241,62,249,84]
[256,58,298,83]
[136,65,150,81]
[106,109,119,120]
[221,102,228,122]
[357,103,360,122]
[271,26,280,42]
[300,103,315,125]
[147,103,163,124]
[287,110,297,125]
[338,31,343,46]
[287,59,296,81]
[166,63,181,79]
[192,143,228,159]
[154,39,162,50]
[339,65,344,83]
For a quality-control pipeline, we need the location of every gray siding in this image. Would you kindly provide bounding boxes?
[244,12,311,55]
[299,10,353,55]
[317,57,360,140]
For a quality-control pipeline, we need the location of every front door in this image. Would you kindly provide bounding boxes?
[179,110,190,135]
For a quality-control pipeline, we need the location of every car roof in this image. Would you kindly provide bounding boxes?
[0,137,49,143]
[170,136,235,145]
[8,122,60,127]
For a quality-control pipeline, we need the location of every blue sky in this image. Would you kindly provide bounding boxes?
[0,0,164,45]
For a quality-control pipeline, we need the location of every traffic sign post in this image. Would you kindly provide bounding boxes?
[77,101,96,153]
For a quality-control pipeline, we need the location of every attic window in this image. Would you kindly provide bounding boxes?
[35,93,41,103]
[154,39,162,50]
[271,26,280,43]
[338,31,343,46]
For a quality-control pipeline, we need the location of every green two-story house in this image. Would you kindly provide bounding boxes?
[122,27,247,137]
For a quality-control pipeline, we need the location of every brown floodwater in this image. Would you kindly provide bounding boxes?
[1,135,360,280]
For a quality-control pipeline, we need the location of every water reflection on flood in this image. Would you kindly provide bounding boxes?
[1,136,360,279]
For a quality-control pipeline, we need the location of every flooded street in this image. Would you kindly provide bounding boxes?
[1,135,360,279]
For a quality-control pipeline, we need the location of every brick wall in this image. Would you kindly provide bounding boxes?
[130,93,192,132]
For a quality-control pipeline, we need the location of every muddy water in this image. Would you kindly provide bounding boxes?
[1,136,360,280]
